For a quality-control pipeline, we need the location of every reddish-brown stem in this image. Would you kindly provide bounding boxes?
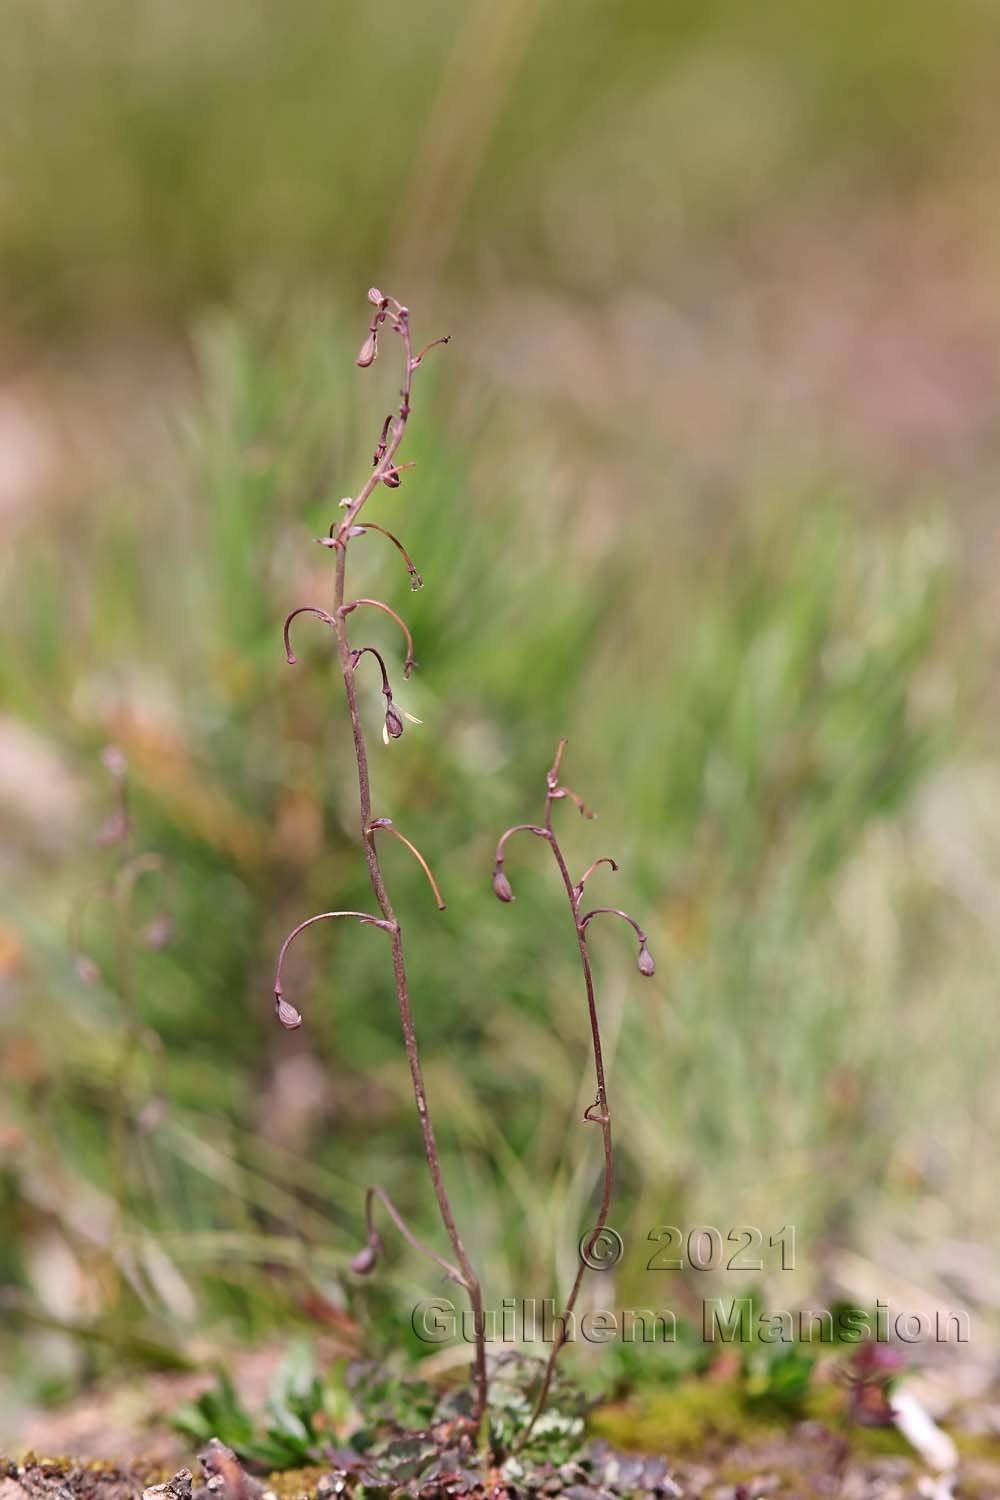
[333,543,487,1422]
[333,299,419,538]
[551,785,594,819]
[294,297,488,1425]
[363,1184,465,1286]
[368,820,447,911]
[524,851,611,1439]
[411,334,452,368]
[495,823,550,862]
[502,739,621,1445]
[574,857,619,900]
[579,907,647,943]
[284,606,336,663]
[339,598,415,677]
[326,522,423,590]
[350,646,393,698]
[273,910,394,1021]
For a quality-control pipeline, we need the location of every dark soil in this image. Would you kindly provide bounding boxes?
[5,1431,1000,1500]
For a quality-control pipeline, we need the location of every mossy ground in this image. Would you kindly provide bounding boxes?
[588,1379,1000,1498]
[8,1382,1000,1500]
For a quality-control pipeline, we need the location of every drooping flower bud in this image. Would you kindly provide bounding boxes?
[275,991,303,1029]
[356,331,378,368]
[350,1234,382,1275]
[637,942,655,977]
[382,469,401,488]
[367,287,385,306]
[384,704,404,741]
[492,865,514,903]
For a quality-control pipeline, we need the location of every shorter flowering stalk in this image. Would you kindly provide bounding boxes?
[492,739,655,1442]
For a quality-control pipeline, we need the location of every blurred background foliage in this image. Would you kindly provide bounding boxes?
[1,0,999,1440]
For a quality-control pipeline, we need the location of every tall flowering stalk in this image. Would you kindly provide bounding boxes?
[272,290,487,1423]
[493,738,654,1440]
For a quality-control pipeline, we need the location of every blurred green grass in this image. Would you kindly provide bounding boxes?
[2,0,1000,336]
[1,0,999,1434]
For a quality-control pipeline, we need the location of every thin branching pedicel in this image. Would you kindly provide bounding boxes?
[493,738,655,1440]
[273,290,487,1425]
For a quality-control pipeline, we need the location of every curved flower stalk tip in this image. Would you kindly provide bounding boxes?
[368,820,446,910]
[352,1184,465,1287]
[410,334,452,370]
[273,290,487,1427]
[551,784,595,819]
[492,738,655,1444]
[272,909,395,1029]
[347,645,422,745]
[320,521,424,590]
[283,605,336,664]
[491,823,550,902]
[574,856,619,900]
[580,907,656,976]
[339,598,416,677]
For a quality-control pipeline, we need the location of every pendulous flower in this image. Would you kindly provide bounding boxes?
[350,1233,382,1275]
[382,703,422,745]
[274,991,303,1030]
[383,703,404,741]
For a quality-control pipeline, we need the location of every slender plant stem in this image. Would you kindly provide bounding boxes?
[364,1184,464,1285]
[368,821,447,911]
[495,739,651,1444]
[517,742,613,1441]
[293,294,488,1423]
[332,542,487,1420]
